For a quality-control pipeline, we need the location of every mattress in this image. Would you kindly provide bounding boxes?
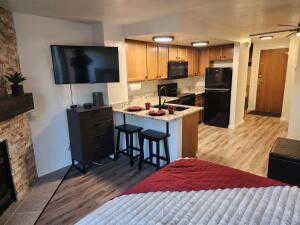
[75,159,300,225]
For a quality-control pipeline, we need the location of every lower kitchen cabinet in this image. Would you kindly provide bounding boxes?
[195,94,204,123]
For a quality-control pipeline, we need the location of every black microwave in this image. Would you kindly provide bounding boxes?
[168,61,188,79]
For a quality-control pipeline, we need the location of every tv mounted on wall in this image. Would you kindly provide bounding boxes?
[50,45,119,84]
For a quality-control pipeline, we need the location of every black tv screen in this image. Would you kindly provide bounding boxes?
[50,45,119,84]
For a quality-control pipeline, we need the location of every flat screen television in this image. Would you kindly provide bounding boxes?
[50,45,119,84]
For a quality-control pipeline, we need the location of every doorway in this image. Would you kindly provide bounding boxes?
[254,48,288,116]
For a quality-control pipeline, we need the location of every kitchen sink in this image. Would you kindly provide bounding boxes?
[153,104,188,111]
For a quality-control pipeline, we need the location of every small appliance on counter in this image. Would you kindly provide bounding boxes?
[204,67,232,128]
[158,83,196,106]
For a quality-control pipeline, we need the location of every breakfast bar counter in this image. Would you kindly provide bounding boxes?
[113,97,201,164]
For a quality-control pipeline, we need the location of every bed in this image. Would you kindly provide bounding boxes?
[75,159,300,225]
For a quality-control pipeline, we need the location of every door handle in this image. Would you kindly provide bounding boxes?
[258,74,263,78]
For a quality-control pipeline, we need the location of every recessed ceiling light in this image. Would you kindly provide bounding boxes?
[296,32,300,37]
[260,36,273,40]
[152,36,174,43]
[191,41,209,47]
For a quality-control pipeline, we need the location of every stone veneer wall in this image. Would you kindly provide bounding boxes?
[0,7,38,199]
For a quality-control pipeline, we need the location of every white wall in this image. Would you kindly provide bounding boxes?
[287,38,300,139]
[229,42,250,128]
[13,13,106,176]
[248,39,290,114]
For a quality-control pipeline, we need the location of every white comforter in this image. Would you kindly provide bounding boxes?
[75,185,300,225]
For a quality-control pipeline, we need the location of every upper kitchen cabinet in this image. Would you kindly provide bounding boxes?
[187,48,194,76]
[209,44,234,61]
[126,40,147,82]
[146,43,158,80]
[209,46,222,61]
[221,44,234,60]
[198,48,210,76]
[168,46,178,61]
[157,45,169,79]
[193,49,199,76]
[168,46,187,61]
[178,47,187,61]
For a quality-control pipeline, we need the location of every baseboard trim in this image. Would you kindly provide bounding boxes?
[280,117,288,122]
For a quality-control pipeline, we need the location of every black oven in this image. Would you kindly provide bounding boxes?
[168,61,188,79]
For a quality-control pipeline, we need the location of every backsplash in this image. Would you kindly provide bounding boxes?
[128,76,205,100]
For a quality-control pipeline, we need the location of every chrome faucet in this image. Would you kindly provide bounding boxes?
[158,86,167,110]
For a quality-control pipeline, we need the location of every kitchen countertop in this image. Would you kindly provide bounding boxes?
[113,96,202,122]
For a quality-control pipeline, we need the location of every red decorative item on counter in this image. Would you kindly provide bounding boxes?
[145,102,151,110]
[127,106,143,112]
[148,110,166,116]
[168,105,175,114]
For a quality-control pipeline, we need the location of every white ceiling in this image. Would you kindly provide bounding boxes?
[5,0,300,43]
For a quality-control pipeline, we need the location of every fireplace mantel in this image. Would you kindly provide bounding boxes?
[0,94,34,123]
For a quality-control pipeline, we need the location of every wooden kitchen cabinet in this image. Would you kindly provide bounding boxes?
[158,45,169,79]
[209,46,222,61]
[193,49,199,76]
[126,41,147,82]
[195,94,204,123]
[146,43,158,80]
[187,48,194,76]
[198,48,210,76]
[168,46,187,61]
[178,47,187,61]
[168,46,178,61]
[221,44,234,60]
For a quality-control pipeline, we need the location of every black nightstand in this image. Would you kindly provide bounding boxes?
[268,137,300,186]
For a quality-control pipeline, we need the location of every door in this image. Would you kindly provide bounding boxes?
[146,43,158,80]
[256,48,288,115]
[157,45,168,79]
[126,41,147,82]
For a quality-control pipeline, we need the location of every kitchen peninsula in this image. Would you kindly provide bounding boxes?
[113,96,201,164]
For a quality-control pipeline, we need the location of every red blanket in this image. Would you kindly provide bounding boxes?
[124,159,285,195]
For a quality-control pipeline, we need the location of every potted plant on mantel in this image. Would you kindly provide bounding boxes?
[5,72,27,96]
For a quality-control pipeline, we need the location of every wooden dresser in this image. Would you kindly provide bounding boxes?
[67,106,115,172]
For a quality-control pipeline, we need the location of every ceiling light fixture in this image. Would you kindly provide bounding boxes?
[260,36,273,40]
[152,36,174,43]
[191,41,209,47]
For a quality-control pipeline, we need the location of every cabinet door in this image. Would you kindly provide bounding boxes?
[178,47,187,61]
[209,46,222,61]
[221,44,234,60]
[199,48,210,76]
[168,46,178,61]
[193,49,199,76]
[146,43,158,80]
[126,41,147,82]
[187,48,194,76]
[158,45,169,79]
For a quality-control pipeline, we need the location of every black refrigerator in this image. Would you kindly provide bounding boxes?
[204,67,232,128]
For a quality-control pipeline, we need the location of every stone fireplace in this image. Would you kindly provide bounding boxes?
[0,6,38,205]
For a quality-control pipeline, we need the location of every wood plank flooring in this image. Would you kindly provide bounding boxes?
[37,114,287,225]
[197,115,287,177]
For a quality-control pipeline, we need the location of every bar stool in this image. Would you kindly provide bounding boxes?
[139,129,170,170]
[115,124,143,166]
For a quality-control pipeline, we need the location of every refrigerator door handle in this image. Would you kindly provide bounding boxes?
[205,88,231,92]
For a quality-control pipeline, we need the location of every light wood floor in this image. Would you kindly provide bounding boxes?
[197,114,287,177]
[37,114,287,225]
